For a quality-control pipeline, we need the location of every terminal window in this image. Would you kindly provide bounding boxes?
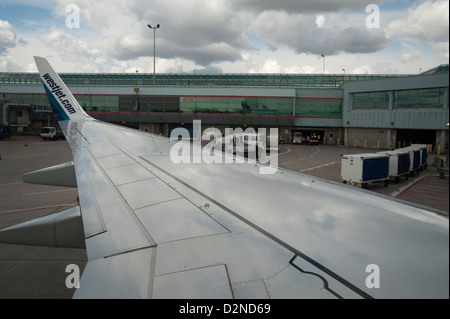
[394,88,445,109]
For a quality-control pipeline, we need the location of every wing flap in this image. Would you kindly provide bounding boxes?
[22,161,77,188]
[75,146,156,259]
[73,248,154,299]
[0,207,84,249]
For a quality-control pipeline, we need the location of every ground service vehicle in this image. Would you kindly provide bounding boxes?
[40,127,64,140]
[292,132,305,144]
[307,133,320,145]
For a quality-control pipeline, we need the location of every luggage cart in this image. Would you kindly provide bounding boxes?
[411,144,428,171]
[341,153,390,188]
[377,150,411,183]
[402,146,422,176]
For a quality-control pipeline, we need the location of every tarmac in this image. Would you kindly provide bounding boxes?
[277,143,449,213]
[0,135,448,298]
[0,136,85,299]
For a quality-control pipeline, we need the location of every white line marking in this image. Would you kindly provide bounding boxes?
[390,174,430,197]
[278,147,292,156]
[299,161,337,172]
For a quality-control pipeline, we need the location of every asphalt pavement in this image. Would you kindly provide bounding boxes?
[0,136,85,299]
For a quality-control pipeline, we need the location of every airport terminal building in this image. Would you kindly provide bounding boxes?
[1,64,448,152]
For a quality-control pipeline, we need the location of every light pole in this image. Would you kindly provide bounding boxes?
[147,24,160,86]
[321,54,325,74]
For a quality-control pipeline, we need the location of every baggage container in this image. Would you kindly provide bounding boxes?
[411,144,428,170]
[341,153,389,188]
[377,150,411,183]
[402,146,422,175]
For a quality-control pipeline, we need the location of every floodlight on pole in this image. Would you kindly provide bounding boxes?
[147,24,160,86]
[321,54,325,74]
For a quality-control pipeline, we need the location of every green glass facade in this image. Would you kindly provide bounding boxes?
[0,93,49,106]
[394,88,445,109]
[177,96,293,116]
[0,72,407,88]
[296,98,342,117]
[352,88,446,110]
[1,88,445,118]
[0,93,297,116]
[353,91,390,110]
[1,65,448,137]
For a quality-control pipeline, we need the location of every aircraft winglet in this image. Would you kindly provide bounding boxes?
[34,56,90,122]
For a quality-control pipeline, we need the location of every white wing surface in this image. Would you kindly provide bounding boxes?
[13,57,450,298]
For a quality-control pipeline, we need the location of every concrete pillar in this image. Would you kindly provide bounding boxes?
[443,88,448,110]
[344,127,349,146]
[438,129,448,154]
[389,90,394,111]
[386,129,392,149]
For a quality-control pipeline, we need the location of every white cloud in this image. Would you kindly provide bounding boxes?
[0,19,26,54]
[0,0,448,74]
[254,59,282,73]
[250,10,389,56]
[398,42,422,63]
[56,0,251,66]
[385,0,448,64]
[284,64,321,74]
[352,65,376,74]
[386,0,449,43]
[316,15,326,28]
[228,0,387,14]
[431,42,450,60]
[40,27,100,58]
[247,55,323,74]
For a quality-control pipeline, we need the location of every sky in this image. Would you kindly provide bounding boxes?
[0,0,448,74]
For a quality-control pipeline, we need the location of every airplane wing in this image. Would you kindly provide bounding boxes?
[1,56,448,299]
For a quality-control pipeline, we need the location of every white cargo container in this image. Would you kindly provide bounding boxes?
[411,144,428,170]
[402,145,422,175]
[377,150,411,183]
[341,153,390,188]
